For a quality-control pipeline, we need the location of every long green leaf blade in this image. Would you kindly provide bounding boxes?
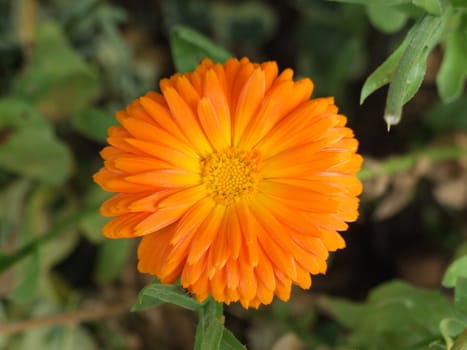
[133,282,202,311]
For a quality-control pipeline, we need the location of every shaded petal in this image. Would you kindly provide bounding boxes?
[101,191,170,216]
[134,199,200,236]
[237,256,257,307]
[138,225,184,283]
[103,212,151,238]
[94,168,155,193]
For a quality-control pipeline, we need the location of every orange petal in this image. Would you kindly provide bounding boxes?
[134,201,197,236]
[124,138,199,170]
[162,86,212,156]
[241,78,313,149]
[235,201,259,266]
[197,98,230,151]
[232,68,265,146]
[139,95,189,144]
[103,212,151,238]
[203,68,231,146]
[186,205,225,264]
[125,170,199,188]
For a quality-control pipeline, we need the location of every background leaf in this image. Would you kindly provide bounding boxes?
[328,0,410,4]
[94,239,132,284]
[412,0,443,16]
[8,248,40,302]
[426,94,467,131]
[0,97,49,130]
[210,2,278,46]
[442,255,467,288]
[436,31,467,103]
[366,4,408,33]
[327,280,456,350]
[71,108,116,143]
[170,26,232,73]
[0,128,73,185]
[454,277,467,315]
[440,318,467,350]
[13,22,100,120]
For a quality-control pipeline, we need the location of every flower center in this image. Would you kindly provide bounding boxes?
[201,148,262,205]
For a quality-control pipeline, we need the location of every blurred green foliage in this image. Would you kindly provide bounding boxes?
[0,0,466,349]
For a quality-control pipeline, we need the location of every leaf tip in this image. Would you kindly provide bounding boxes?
[384,113,401,132]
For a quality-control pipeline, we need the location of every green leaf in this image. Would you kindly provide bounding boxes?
[401,48,428,103]
[79,185,111,243]
[321,297,365,329]
[170,26,232,73]
[384,13,448,128]
[442,255,467,288]
[330,280,456,349]
[94,239,131,284]
[79,212,109,243]
[412,0,443,15]
[328,0,410,4]
[131,292,162,311]
[0,97,49,130]
[133,281,202,311]
[437,31,467,103]
[13,22,100,119]
[426,94,467,131]
[211,2,277,46]
[220,328,247,350]
[367,281,454,334]
[0,205,96,274]
[451,0,467,7]
[455,277,467,315]
[0,179,31,243]
[366,4,408,33]
[0,128,73,185]
[360,33,411,104]
[440,318,467,349]
[9,248,40,302]
[71,108,116,143]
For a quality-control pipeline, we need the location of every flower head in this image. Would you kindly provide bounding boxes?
[93,57,363,308]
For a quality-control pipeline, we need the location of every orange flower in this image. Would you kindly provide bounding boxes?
[93,57,363,308]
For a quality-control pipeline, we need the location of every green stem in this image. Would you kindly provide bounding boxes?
[358,145,466,181]
[194,298,224,350]
[0,205,99,273]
